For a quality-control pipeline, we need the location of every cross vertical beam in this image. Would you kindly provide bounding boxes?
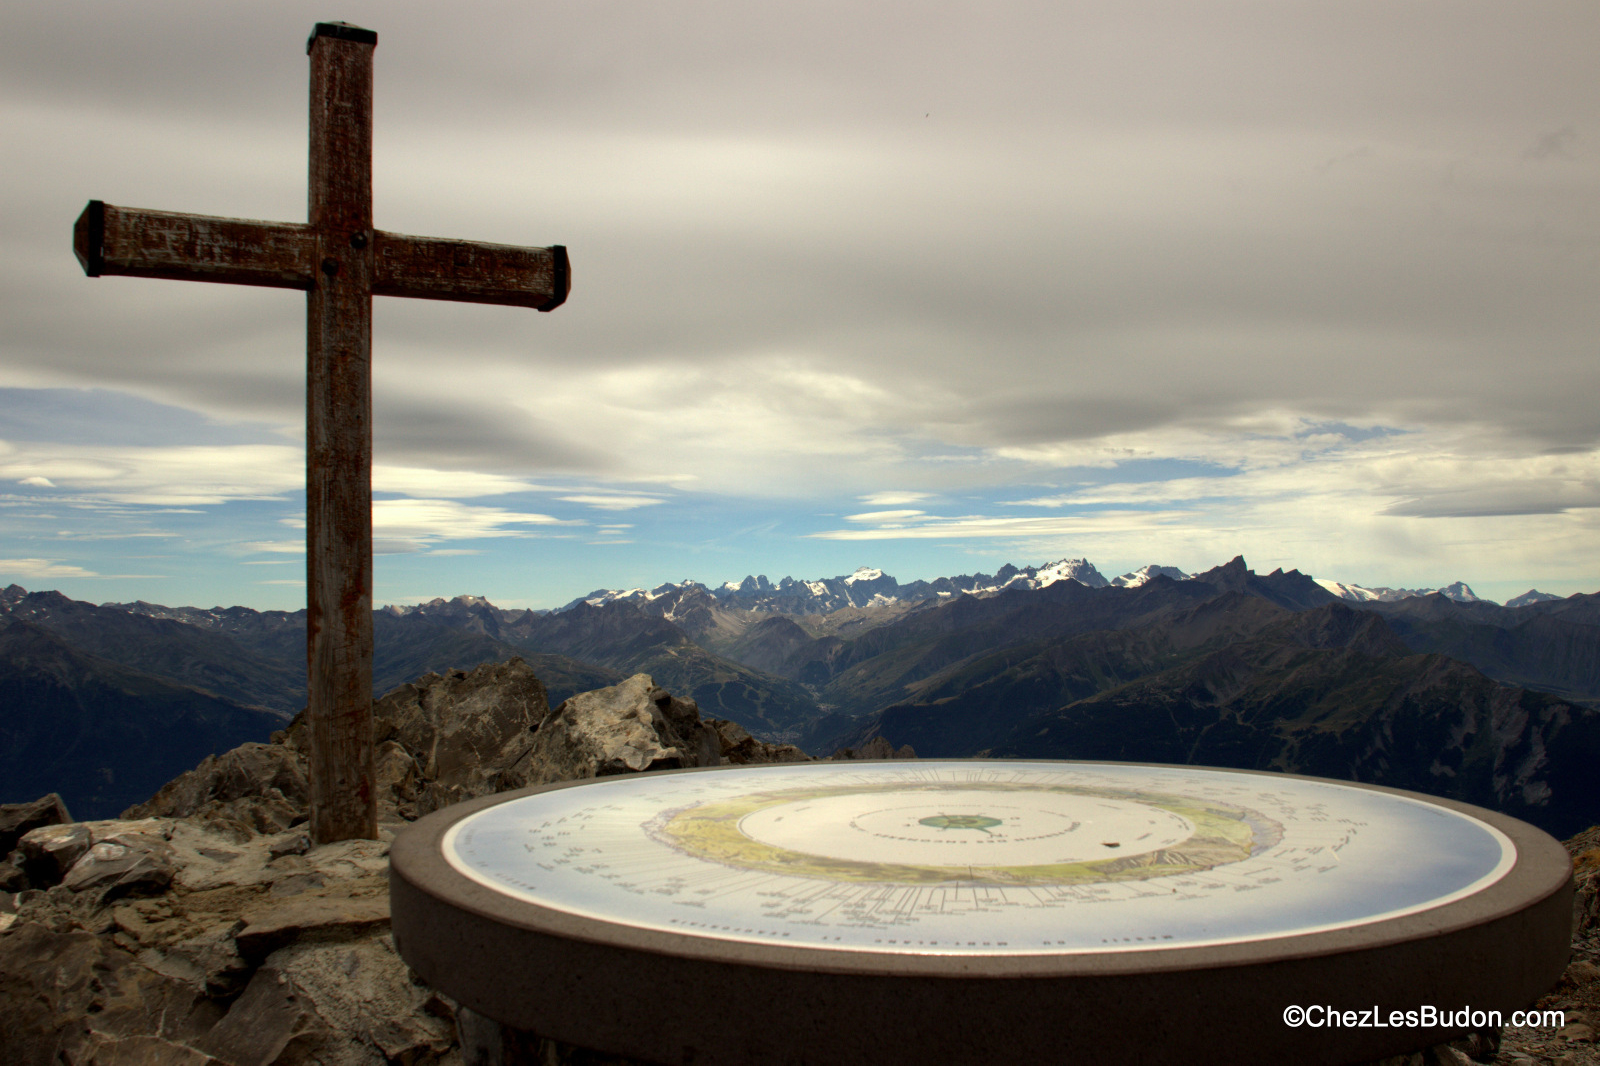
[73,22,569,845]
[306,23,378,843]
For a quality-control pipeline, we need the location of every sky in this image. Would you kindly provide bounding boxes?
[1,1,1596,611]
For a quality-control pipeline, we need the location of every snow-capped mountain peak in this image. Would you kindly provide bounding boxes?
[1506,589,1563,608]
[1033,558,1109,588]
[553,559,1212,615]
[1110,565,1191,588]
[1315,578,1494,605]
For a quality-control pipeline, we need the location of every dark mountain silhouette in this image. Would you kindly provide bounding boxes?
[831,590,1302,756]
[799,559,1332,724]
[99,589,816,741]
[1352,592,1600,706]
[0,620,284,819]
[833,596,1600,837]
[3,587,620,713]
[2,586,303,715]
[5,553,1597,836]
[469,599,821,738]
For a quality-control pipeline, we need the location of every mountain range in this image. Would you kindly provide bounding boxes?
[563,560,1534,613]
[2,557,1596,832]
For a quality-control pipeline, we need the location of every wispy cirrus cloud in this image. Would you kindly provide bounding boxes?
[0,442,301,506]
[556,494,667,511]
[371,499,579,549]
[844,509,926,524]
[813,511,1195,541]
[0,557,100,579]
[857,491,934,507]
[236,500,582,557]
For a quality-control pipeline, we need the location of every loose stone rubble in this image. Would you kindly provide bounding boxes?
[1,654,1588,1065]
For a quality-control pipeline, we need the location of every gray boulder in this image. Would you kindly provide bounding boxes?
[125,741,309,841]
[0,792,72,855]
[197,932,454,1066]
[524,674,716,783]
[16,821,91,887]
[356,658,552,819]
[59,826,177,900]
[525,673,809,785]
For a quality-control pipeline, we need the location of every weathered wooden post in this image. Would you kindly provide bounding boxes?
[305,23,379,847]
[74,22,569,843]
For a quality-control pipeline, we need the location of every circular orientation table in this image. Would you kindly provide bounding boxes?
[389,761,1573,1065]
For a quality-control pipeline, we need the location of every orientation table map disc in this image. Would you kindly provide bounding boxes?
[439,760,1515,954]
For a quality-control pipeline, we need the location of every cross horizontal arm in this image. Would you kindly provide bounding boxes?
[74,201,315,288]
[373,232,569,311]
[74,201,569,312]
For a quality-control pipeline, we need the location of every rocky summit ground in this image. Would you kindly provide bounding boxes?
[1488,826,1600,1066]
[0,655,1592,1065]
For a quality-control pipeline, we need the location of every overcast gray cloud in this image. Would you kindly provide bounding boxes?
[1,0,1596,607]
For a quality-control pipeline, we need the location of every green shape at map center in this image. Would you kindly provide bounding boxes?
[919,814,1003,832]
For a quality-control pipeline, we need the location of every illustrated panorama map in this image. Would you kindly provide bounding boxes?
[442,761,1514,956]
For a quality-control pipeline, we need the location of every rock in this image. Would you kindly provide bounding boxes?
[17,821,90,886]
[0,793,72,856]
[61,829,178,900]
[522,676,807,775]
[1,659,828,1065]
[193,957,337,1066]
[118,660,801,834]
[199,932,457,1066]
[830,735,917,760]
[1567,959,1600,986]
[142,658,554,828]
[522,674,717,784]
[1559,1021,1595,1041]
[269,832,312,860]
[363,658,552,819]
[125,741,310,842]
[0,921,222,1065]
[0,859,26,892]
[1572,845,1600,938]
[706,718,810,765]
[235,893,391,962]
[1448,1028,1500,1062]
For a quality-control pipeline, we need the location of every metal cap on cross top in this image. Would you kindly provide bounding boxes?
[308,22,379,53]
[72,24,569,845]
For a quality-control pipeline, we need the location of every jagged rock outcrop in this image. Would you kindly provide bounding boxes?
[328,657,554,821]
[0,792,72,855]
[127,658,554,831]
[125,742,311,842]
[1,816,449,1064]
[524,673,807,784]
[126,660,809,830]
[0,658,812,1065]
[0,794,71,889]
[829,735,917,761]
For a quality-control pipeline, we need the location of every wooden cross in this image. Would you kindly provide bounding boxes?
[73,22,569,844]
